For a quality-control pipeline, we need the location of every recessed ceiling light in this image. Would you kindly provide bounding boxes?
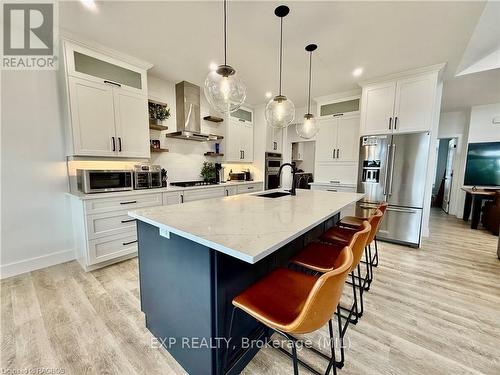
[80,0,97,11]
[265,92,273,99]
[209,62,218,71]
[352,68,363,77]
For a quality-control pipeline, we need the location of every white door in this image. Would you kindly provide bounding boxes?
[336,115,359,162]
[442,139,456,214]
[240,122,254,162]
[68,77,117,156]
[361,81,396,135]
[315,118,337,162]
[226,119,243,162]
[393,75,435,133]
[113,89,150,158]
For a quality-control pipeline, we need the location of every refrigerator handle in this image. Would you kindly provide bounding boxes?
[383,144,391,196]
[389,144,396,195]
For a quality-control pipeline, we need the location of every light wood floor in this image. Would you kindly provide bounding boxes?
[2,209,499,374]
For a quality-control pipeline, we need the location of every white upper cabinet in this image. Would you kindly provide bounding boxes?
[316,114,360,163]
[113,90,149,158]
[68,77,117,157]
[62,40,151,158]
[226,107,254,162]
[360,68,441,136]
[361,81,396,135]
[266,126,283,153]
[393,75,436,133]
[336,115,359,162]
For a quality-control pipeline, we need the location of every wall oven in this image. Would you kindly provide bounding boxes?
[265,152,282,190]
[77,170,133,193]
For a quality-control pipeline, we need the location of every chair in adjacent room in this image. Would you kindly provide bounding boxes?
[225,246,353,375]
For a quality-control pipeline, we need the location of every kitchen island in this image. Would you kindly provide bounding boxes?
[129,189,364,375]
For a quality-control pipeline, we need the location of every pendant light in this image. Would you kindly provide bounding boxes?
[296,44,319,139]
[204,0,246,114]
[265,5,295,129]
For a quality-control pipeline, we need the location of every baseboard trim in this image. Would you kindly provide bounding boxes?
[0,249,75,279]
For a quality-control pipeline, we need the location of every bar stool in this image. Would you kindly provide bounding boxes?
[290,222,371,368]
[338,202,388,268]
[225,246,353,375]
[322,210,383,290]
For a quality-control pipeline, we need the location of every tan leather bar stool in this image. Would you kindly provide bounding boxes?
[225,247,353,375]
[290,222,371,368]
[339,202,388,268]
[322,209,384,291]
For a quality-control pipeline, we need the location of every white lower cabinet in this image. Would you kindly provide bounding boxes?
[310,184,357,217]
[183,187,225,202]
[71,182,263,271]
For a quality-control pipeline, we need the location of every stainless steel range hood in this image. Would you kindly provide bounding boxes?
[166,81,223,141]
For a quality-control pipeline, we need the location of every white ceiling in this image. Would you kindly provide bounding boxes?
[60,1,488,109]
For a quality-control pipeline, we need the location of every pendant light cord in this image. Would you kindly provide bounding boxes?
[307,51,312,114]
[223,0,227,65]
[279,17,283,96]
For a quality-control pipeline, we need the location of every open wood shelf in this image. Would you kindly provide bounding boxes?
[203,116,224,123]
[204,152,224,157]
[150,147,169,153]
[149,122,169,131]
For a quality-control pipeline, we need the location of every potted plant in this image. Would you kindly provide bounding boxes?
[200,162,216,182]
[149,103,171,125]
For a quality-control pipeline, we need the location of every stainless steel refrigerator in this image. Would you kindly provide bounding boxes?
[356,132,430,247]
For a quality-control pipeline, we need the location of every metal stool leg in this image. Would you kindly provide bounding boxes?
[372,237,379,267]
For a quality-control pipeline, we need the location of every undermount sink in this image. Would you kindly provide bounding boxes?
[257,191,292,198]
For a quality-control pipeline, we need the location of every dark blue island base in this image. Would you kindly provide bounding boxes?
[137,215,339,375]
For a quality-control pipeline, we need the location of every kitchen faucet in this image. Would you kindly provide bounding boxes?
[278,163,297,196]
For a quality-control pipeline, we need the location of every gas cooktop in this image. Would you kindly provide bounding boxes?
[170,181,219,187]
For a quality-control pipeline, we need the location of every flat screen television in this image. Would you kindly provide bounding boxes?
[464,141,500,187]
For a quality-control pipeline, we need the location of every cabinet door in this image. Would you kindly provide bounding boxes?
[393,75,435,133]
[241,122,254,162]
[68,77,117,157]
[361,81,396,135]
[226,119,243,162]
[113,89,150,158]
[267,126,283,153]
[336,115,360,162]
[315,119,337,162]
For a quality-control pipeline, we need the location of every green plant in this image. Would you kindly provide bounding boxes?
[200,161,216,182]
[149,103,171,121]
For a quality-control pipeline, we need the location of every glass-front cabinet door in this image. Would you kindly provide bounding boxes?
[64,41,147,95]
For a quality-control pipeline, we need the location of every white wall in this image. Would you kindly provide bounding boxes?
[1,71,75,278]
[468,102,500,142]
[437,110,470,218]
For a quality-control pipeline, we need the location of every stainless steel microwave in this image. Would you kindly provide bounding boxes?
[77,170,133,193]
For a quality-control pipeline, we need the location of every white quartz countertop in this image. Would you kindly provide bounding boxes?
[129,189,364,264]
[67,181,263,200]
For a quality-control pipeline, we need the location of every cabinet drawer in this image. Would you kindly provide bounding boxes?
[224,186,238,196]
[85,193,162,214]
[311,185,356,193]
[163,191,183,205]
[86,210,137,239]
[88,232,137,265]
[237,183,262,194]
[183,187,224,202]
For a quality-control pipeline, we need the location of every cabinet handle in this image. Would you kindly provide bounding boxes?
[389,117,392,130]
[333,113,343,117]
[118,137,122,152]
[180,194,184,203]
[327,189,338,192]
[238,119,245,122]
[226,189,229,196]
[104,80,122,87]
[111,137,116,151]
[337,149,340,159]
[122,240,138,246]
[394,117,398,130]
[121,218,136,223]
[247,186,254,190]
[120,200,137,205]
[243,150,245,159]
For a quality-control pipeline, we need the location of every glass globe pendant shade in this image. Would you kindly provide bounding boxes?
[204,65,246,114]
[265,95,295,129]
[296,113,319,139]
